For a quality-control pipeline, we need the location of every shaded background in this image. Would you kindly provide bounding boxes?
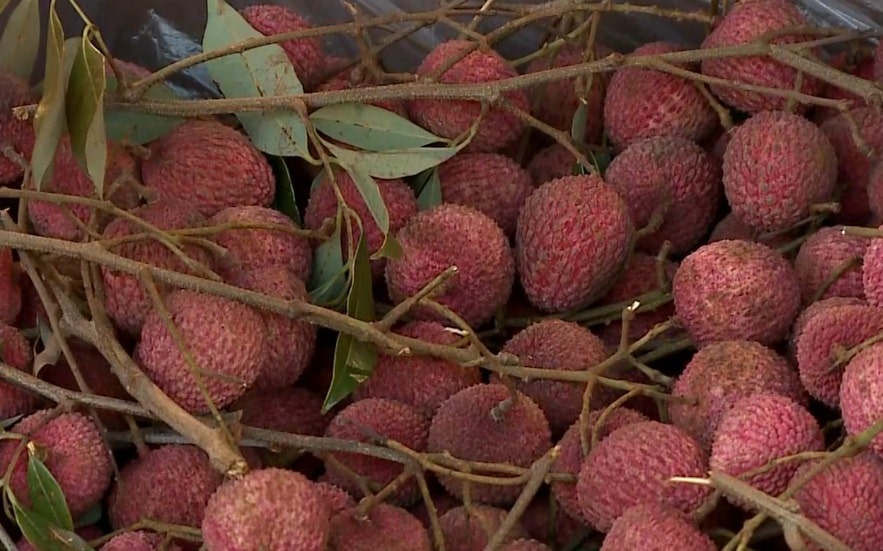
[3,0,882,97]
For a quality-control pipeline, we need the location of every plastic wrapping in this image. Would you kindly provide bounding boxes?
[9,0,883,97]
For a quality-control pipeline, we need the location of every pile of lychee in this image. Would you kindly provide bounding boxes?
[1,0,883,549]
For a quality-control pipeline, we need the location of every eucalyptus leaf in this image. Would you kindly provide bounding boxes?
[308,220,348,309]
[322,236,376,413]
[203,0,309,158]
[310,103,444,152]
[27,451,74,532]
[30,0,69,189]
[269,155,301,226]
[65,30,107,197]
[323,140,461,179]
[105,74,183,144]
[411,167,443,211]
[0,0,39,80]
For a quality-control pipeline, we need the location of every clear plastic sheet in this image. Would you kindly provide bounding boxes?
[9,0,883,97]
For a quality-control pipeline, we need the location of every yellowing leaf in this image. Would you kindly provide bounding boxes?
[0,0,39,79]
[65,30,107,197]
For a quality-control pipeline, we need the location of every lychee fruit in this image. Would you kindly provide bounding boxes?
[576,420,712,532]
[0,410,112,519]
[314,481,356,516]
[352,321,482,417]
[862,227,883,307]
[789,296,865,362]
[27,135,141,241]
[706,212,792,249]
[438,504,529,551]
[0,246,20,324]
[210,205,313,284]
[794,225,868,303]
[525,143,582,187]
[868,158,883,221]
[489,319,611,436]
[841,343,883,458]
[700,0,824,113]
[520,495,587,549]
[236,386,330,437]
[501,539,551,551]
[551,408,650,521]
[135,289,266,414]
[323,398,430,505]
[327,504,432,551]
[385,203,514,327]
[596,253,678,347]
[793,452,883,551]
[814,52,877,124]
[516,174,633,312]
[100,531,182,551]
[428,383,552,506]
[107,445,223,535]
[672,239,801,347]
[604,135,722,254]
[0,323,35,420]
[101,199,215,336]
[141,120,274,218]
[304,168,417,280]
[710,393,824,504]
[669,339,807,450]
[436,152,533,237]
[604,42,717,150]
[201,467,332,551]
[796,302,883,407]
[408,40,529,153]
[0,71,36,185]
[239,4,326,91]
[722,110,838,232]
[599,503,717,551]
[526,43,610,145]
[228,266,317,390]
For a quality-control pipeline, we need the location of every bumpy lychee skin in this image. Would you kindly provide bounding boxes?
[353,321,482,416]
[526,44,610,145]
[863,229,883,307]
[0,324,35,420]
[236,386,330,436]
[27,136,141,241]
[841,343,883,457]
[228,266,317,389]
[314,482,356,516]
[516,174,634,312]
[489,320,611,436]
[202,468,332,551]
[135,290,266,414]
[600,503,717,551]
[0,72,36,185]
[576,421,712,532]
[723,110,838,233]
[525,144,581,187]
[672,239,801,347]
[794,225,868,303]
[605,135,722,254]
[327,504,432,551]
[439,505,529,551]
[596,253,678,346]
[408,40,529,153]
[501,539,551,551]
[820,107,883,225]
[711,393,824,503]
[670,340,807,450]
[304,169,418,280]
[141,120,274,218]
[796,302,883,407]
[551,408,650,521]
[437,152,533,237]
[429,384,552,506]
[108,445,223,534]
[793,452,883,551]
[385,203,515,327]
[101,200,214,336]
[101,531,182,551]
[323,398,430,505]
[0,410,112,518]
[789,296,865,362]
[604,42,717,150]
[210,205,312,284]
[700,0,823,113]
[706,212,791,248]
[239,4,326,91]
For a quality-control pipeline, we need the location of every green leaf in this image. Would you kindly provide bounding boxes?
[411,167,443,211]
[308,220,348,309]
[65,30,107,198]
[202,0,310,158]
[269,155,301,226]
[73,502,102,528]
[570,101,588,145]
[323,140,461,179]
[322,236,377,413]
[587,149,611,176]
[344,166,389,237]
[12,495,58,551]
[0,0,39,80]
[105,74,184,144]
[27,450,73,532]
[46,526,96,551]
[310,103,444,152]
[30,0,70,189]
